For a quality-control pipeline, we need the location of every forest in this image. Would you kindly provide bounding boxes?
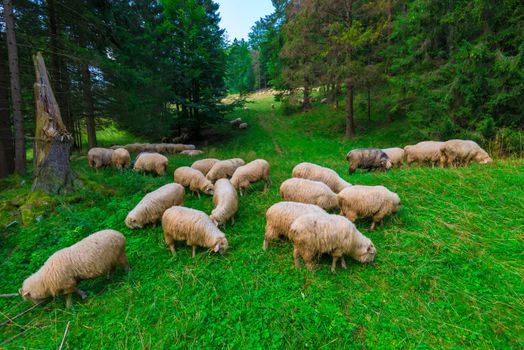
[0,0,523,348]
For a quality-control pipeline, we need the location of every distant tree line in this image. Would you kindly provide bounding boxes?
[0,0,228,178]
[226,0,524,149]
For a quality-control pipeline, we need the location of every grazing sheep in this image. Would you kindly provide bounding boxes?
[337,185,401,230]
[346,148,392,174]
[381,147,405,167]
[292,162,351,193]
[111,148,131,170]
[239,123,248,129]
[404,141,444,167]
[181,150,204,156]
[230,159,271,195]
[174,144,196,153]
[230,118,243,128]
[263,201,325,250]
[133,152,169,176]
[110,145,125,150]
[206,158,246,183]
[289,212,376,272]
[174,167,214,197]
[125,183,185,229]
[280,178,338,211]
[210,179,238,227]
[191,158,220,176]
[162,206,229,257]
[125,143,145,154]
[19,230,129,308]
[440,139,492,167]
[87,148,114,170]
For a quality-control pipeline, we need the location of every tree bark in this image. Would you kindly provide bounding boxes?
[3,0,26,175]
[0,34,14,178]
[32,52,75,194]
[82,64,97,149]
[345,78,355,138]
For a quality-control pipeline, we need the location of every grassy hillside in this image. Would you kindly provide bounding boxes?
[1,94,523,348]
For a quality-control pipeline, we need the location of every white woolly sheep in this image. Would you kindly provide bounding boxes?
[230,118,243,128]
[19,230,129,308]
[133,152,169,176]
[181,150,204,156]
[440,139,492,167]
[191,158,220,175]
[111,148,131,170]
[230,159,271,196]
[280,178,338,211]
[210,179,238,227]
[125,183,185,229]
[292,162,351,193]
[337,185,401,230]
[382,147,405,167]
[263,201,325,250]
[87,147,113,170]
[239,123,248,129]
[289,212,376,272]
[206,158,246,183]
[162,206,229,257]
[404,141,444,167]
[346,148,392,174]
[174,166,215,197]
[174,144,196,153]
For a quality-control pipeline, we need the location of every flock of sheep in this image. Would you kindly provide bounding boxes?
[17,138,492,308]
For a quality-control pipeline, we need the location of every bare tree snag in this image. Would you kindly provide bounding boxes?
[32,52,75,194]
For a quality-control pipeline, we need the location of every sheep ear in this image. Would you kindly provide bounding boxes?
[23,291,30,297]
[213,244,220,252]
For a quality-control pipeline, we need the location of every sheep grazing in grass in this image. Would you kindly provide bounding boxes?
[174,144,196,153]
[280,178,338,211]
[292,162,351,193]
[239,123,248,129]
[181,150,204,156]
[346,148,392,174]
[382,147,405,167]
[230,159,271,196]
[19,230,129,309]
[440,139,492,167]
[111,148,131,170]
[404,141,444,167]
[289,212,376,272]
[174,166,214,197]
[87,148,114,170]
[191,158,220,176]
[206,158,246,183]
[133,152,169,176]
[125,183,185,229]
[337,185,401,230]
[210,179,238,227]
[263,201,325,250]
[230,118,243,128]
[162,206,229,257]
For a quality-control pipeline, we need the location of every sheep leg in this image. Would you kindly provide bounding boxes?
[370,221,377,230]
[302,251,315,271]
[119,253,130,272]
[169,244,176,255]
[106,267,115,280]
[293,247,301,268]
[192,246,196,258]
[331,256,339,273]
[231,216,235,225]
[341,257,347,269]
[263,238,269,251]
[65,294,73,309]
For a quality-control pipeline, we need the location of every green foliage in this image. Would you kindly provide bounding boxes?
[225,39,256,94]
[1,95,523,348]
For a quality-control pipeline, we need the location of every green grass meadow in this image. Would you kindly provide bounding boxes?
[1,94,523,348]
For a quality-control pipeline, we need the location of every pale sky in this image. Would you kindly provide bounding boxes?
[216,0,275,42]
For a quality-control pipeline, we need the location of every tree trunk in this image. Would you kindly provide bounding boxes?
[367,87,371,122]
[32,52,75,194]
[302,80,312,111]
[345,78,355,138]
[82,64,97,149]
[0,34,14,178]
[3,0,26,175]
